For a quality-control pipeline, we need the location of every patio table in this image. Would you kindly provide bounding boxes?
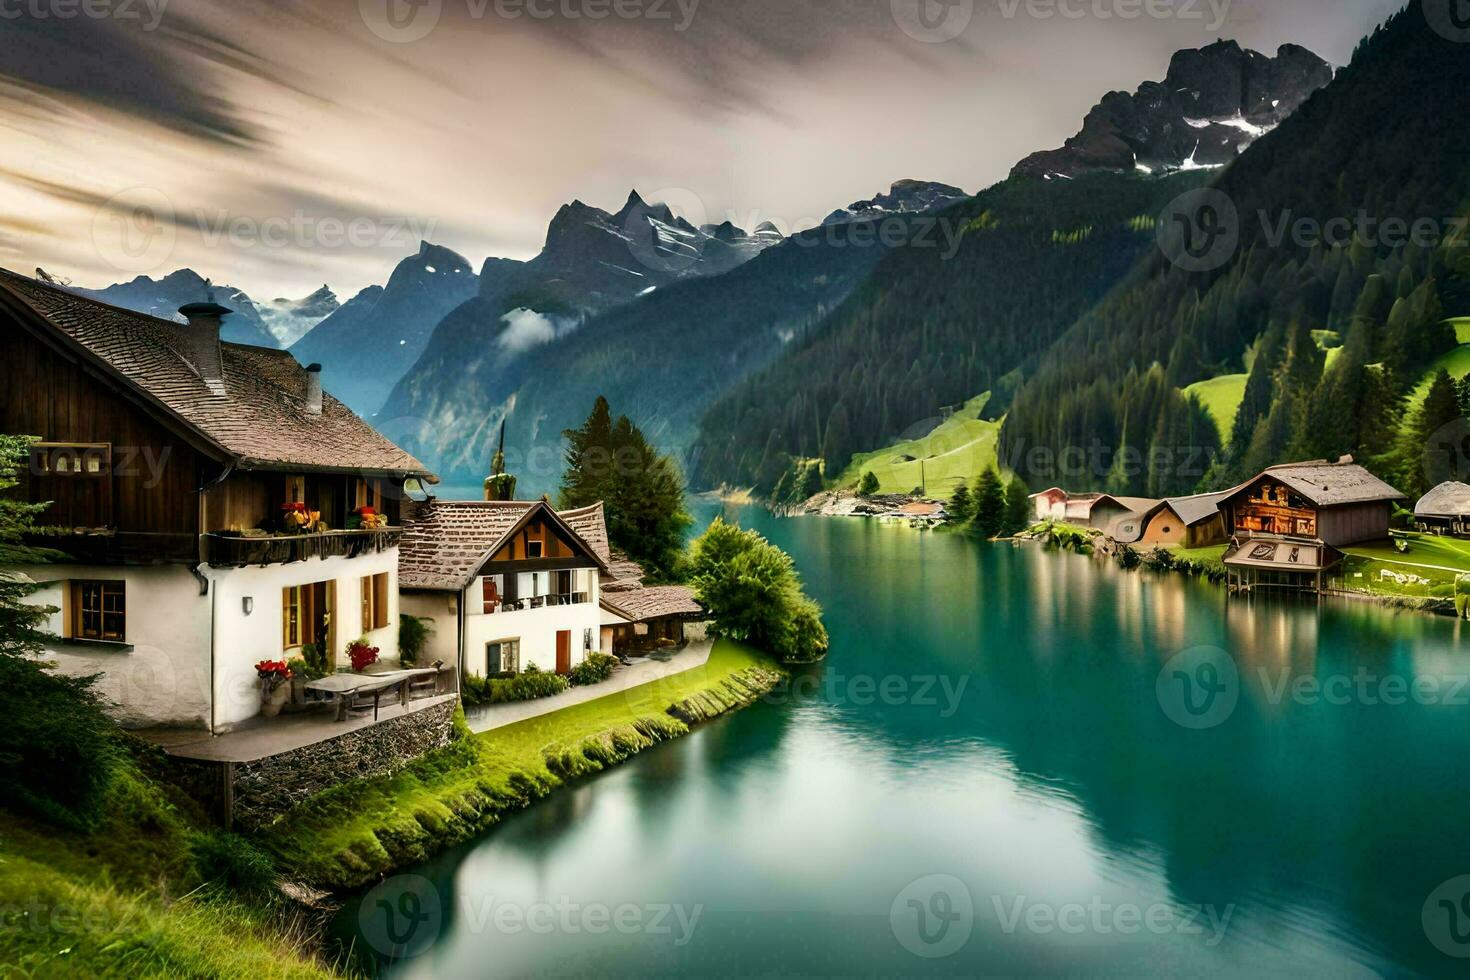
[305,668,439,721]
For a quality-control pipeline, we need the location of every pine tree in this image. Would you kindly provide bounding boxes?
[1003,477,1031,535]
[972,468,1005,538]
[1412,370,1466,495]
[949,483,974,524]
[858,471,880,496]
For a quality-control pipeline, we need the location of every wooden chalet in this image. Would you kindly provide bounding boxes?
[1415,481,1470,536]
[1219,458,1402,592]
[0,268,436,731]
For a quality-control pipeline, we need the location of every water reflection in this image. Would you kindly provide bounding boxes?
[335,512,1470,978]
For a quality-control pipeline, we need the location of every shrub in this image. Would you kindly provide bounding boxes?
[858,471,880,496]
[298,641,328,679]
[191,831,276,896]
[569,653,619,686]
[461,670,570,707]
[399,613,434,666]
[689,518,829,663]
[0,654,122,828]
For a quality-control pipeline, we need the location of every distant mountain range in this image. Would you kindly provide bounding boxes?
[288,241,478,416]
[59,269,281,348]
[260,285,339,346]
[823,180,969,226]
[1013,40,1332,179]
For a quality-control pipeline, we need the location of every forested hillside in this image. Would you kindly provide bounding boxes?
[693,170,1210,492]
[1000,8,1470,499]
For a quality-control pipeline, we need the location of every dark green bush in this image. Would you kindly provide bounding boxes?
[0,654,121,828]
[398,614,435,666]
[569,653,619,686]
[461,671,570,707]
[191,830,277,895]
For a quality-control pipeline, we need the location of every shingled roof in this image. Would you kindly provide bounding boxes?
[0,268,431,477]
[601,586,704,622]
[398,498,609,590]
[1255,460,1403,506]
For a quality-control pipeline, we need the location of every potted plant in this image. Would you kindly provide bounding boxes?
[347,638,380,673]
[280,501,312,534]
[349,505,387,530]
[254,659,294,716]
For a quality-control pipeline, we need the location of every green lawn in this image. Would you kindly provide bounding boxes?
[268,641,781,888]
[1335,534,1470,598]
[835,394,1002,495]
[1183,375,1247,441]
[1402,319,1470,422]
[1166,543,1229,573]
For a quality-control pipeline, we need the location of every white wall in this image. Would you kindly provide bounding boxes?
[14,564,212,729]
[461,566,601,677]
[204,546,401,730]
[400,590,460,668]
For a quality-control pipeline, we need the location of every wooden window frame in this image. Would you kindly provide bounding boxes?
[487,638,520,674]
[72,580,125,642]
[361,572,390,632]
[481,575,503,615]
[526,538,544,559]
[33,442,111,478]
[283,585,303,648]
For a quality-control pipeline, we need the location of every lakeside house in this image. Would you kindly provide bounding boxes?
[398,498,704,679]
[0,267,435,732]
[1139,491,1229,548]
[1414,481,1470,536]
[1029,488,1159,542]
[1219,458,1403,592]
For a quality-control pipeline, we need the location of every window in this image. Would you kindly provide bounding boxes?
[488,639,520,674]
[72,581,125,641]
[583,628,593,653]
[354,478,380,510]
[32,443,110,477]
[285,475,306,503]
[527,539,544,559]
[283,586,303,648]
[361,573,390,631]
[482,575,503,614]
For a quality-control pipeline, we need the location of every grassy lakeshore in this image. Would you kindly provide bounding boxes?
[266,640,782,890]
[0,758,342,979]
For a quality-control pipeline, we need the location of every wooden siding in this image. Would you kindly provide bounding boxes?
[490,517,580,562]
[1,312,209,538]
[1316,501,1391,547]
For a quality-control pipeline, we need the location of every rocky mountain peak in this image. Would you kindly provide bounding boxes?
[822,179,969,226]
[1012,40,1333,180]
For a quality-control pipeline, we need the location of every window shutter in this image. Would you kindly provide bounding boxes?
[375,573,390,629]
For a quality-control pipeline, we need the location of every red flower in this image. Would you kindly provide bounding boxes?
[254,659,293,679]
[347,641,380,672]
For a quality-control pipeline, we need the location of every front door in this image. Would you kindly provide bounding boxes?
[555,630,571,675]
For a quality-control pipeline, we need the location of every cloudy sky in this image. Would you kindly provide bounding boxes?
[0,0,1404,300]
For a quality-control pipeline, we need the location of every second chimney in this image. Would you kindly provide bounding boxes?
[177,301,230,394]
[305,363,323,416]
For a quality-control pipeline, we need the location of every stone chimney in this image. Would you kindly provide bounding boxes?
[304,363,323,416]
[176,301,231,395]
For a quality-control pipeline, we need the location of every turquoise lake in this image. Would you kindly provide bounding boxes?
[334,506,1470,977]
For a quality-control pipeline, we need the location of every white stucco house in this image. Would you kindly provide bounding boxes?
[0,267,437,732]
[398,498,706,679]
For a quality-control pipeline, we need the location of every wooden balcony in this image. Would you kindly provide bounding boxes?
[201,528,402,568]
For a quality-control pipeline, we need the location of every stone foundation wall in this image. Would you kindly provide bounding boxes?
[164,697,458,829]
